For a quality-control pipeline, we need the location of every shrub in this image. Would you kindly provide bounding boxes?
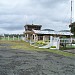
[51,46,56,48]
[45,40,50,42]
[36,41,46,45]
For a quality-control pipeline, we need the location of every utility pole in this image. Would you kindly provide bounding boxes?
[70,0,72,24]
[70,0,73,46]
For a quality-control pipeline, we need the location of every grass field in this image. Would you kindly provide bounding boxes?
[0,40,75,57]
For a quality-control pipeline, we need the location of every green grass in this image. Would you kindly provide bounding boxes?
[0,41,75,57]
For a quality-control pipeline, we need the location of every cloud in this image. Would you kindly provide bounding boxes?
[0,0,71,34]
[0,15,25,30]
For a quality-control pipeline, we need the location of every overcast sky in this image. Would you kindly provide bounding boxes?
[0,0,75,34]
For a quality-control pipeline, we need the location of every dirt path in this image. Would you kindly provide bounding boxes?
[63,49,75,54]
[0,43,75,75]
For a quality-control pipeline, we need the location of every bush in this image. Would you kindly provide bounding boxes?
[36,41,46,45]
[45,40,50,42]
[51,46,56,48]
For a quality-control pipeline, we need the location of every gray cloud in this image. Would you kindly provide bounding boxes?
[30,0,68,8]
[1,26,24,31]
[0,0,71,34]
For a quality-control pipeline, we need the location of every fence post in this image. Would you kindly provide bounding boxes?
[64,40,66,48]
[4,36,5,40]
[57,37,60,50]
[13,36,14,41]
[8,36,9,41]
[71,38,72,47]
[50,36,53,47]
[18,35,19,41]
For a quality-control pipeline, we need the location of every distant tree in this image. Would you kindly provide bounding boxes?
[69,22,75,35]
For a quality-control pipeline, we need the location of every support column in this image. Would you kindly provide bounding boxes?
[32,34,36,42]
[43,36,45,42]
[27,34,28,38]
[25,34,26,41]
[36,35,38,41]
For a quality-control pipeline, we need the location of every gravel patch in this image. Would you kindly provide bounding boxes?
[0,43,75,75]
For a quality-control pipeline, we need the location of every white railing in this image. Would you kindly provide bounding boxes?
[60,38,74,44]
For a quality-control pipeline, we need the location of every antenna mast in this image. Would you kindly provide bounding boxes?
[71,0,72,24]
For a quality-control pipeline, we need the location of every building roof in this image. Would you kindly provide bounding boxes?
[59,30,70,32]
[24,24,42,27]
[32,29,73,36]
[42,29,54,31]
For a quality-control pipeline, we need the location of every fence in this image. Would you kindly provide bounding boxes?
[60,38,72,44]
[0,35,25,41]
[60,38,75,48]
